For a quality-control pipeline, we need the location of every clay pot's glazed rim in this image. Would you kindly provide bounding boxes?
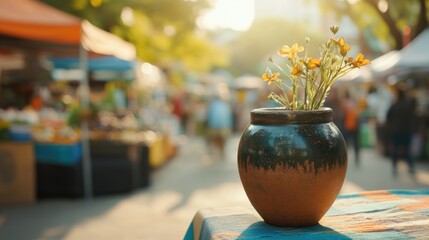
[250,107,333,125]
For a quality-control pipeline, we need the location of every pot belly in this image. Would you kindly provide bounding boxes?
[239,160,347,227]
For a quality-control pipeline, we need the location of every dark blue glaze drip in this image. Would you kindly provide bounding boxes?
[238,122,347,174]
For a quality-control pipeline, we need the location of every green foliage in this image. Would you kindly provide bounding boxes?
[317,0,429,50]
[41,0,225,74]
[172,33,229,73]
[112,11,170,64]
[129,0,211,30]
[42,0,211,31]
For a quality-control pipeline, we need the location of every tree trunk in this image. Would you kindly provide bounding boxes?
[414,0,429,39]
[329,0,429,50]
[364,0,403,50]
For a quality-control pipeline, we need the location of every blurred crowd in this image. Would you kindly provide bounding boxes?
[169,80,429,174]
[4,75,428,173]
[326,81,429,175]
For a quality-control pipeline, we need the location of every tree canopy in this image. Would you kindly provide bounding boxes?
[319,0,429,50]
[41,0,228,74]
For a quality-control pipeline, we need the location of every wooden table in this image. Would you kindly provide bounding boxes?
[185,189,429,239]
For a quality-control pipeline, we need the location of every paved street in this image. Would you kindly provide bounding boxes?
[1,134,429,239]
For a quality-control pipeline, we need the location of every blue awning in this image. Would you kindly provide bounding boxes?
[50,56,134,71]
[50,56,135,81]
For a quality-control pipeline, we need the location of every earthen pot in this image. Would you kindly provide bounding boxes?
[237,107,347,227]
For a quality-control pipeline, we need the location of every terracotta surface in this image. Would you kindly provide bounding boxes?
[239,160,347,227]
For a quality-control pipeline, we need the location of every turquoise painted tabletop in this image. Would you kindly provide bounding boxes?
[184,189,429,239]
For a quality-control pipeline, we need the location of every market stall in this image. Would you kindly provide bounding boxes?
[0,0,174,202]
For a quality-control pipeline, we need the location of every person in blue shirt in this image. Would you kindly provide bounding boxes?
[206,86,233,160]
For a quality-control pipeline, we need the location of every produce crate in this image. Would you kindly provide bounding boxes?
[35,143,82,166]
[90,140,151,193]
[10,124,32,142]
[0,142,36,205]
[36,162,83,198]
[92,158,134,196]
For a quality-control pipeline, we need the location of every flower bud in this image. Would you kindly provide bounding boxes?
[330,25,339,35]
[305,37,310,44]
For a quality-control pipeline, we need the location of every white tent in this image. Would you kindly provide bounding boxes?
[340,29,429,84]
[336,66,371,83]
[369,50,400,78]
[336,51,399,84]
[370,28,429,82]
[395,28,429,70]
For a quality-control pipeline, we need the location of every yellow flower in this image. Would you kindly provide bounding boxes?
[340,44,351,57]
[291,64,302,76]
[278,43,304,58]
[262,71,281,85]
[307,58,321,70]
[330,37,350,57]
[351,53,371,67]
[330,37,344,46]
[261,25,371,110]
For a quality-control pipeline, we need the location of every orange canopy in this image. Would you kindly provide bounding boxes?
[0,0,81,44]
[0,0,135,60]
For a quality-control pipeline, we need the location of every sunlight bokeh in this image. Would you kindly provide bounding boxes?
[199,0,255,31]
[2,0,429,239]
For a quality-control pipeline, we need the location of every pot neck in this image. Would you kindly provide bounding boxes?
[250,107,333,125]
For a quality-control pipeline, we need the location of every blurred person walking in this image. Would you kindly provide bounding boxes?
[368,84,393,156]
[206,84,233,160]
[342,90,361,165]
[186,96,208,136]
[171,91,189,134]
[386,85,417,175]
